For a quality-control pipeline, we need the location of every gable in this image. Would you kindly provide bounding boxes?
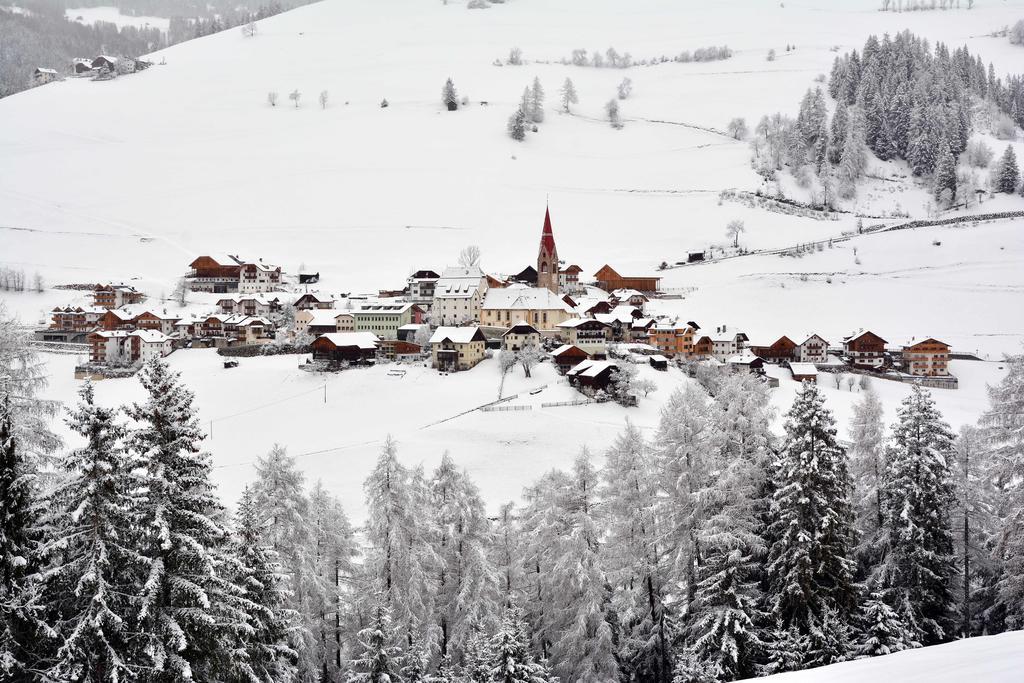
[593,264,622,281]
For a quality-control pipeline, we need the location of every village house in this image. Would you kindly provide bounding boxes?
[594,306,645,342]
[32,67,59,85]
[697,325,749,361]
[557,318,611,356]
[72,58,94,75]
[132,310,181,336]
[196,315,229,339]
[91,55,118,72]
[295,309,342,337]
[429,326,486,372]
[432,266,489,326]
[502,321,541,352]
[293,293,336,310]
[98,308,138,331]
[559,264,584,294]
[593,264,661,294]
[843,330,888,369]
[239,260,283,293]
[727,351,766,374]
[223,316,276,345]
[334,311,355,331]
[575,298,614,317]
[217,294,282,318]
[748,336,798,364]
[611,289,649,310]
[480,286,575,332]
[567,359,620,394]
[551,344,590,374]
[629,318,656,344]
[790,363,819,383]
[649,319,701,358]
[311,332,380,365]
[901,338,951,377]
[378,339,423,361]
[797,334,829,364]
[187,254,245,293]
[50,306,107,332]
[406,270,440,306]
[130,329,174,363]
[89,329,172,365]
[351,302,425,340]
[93,283,145,309]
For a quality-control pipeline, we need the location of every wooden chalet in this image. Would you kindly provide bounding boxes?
[293,293,336,310]
[567,359,619,393]
[378,339,422,361]
[311,332,380,364]
[843,330,887,369]
[593,264,661,294]
[749,336,797,363]
[187,254,244,293]
[551,344,590,374]
[789,363,818,383]
[93,283,144,309]
[902,338,951,377]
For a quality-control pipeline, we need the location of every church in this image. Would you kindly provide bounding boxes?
[534,206,582,295]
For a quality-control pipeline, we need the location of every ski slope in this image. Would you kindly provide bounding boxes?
[761,630,1024,683]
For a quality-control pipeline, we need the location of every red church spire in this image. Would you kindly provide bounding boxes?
[540,205,556,253]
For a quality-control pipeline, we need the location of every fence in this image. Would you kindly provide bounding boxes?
[480,404,533,413]
[31,341,90,355]
[541,399,594,408]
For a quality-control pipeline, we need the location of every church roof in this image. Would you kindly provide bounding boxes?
[539,206,556,254]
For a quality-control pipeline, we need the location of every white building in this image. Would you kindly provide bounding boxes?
[702,325,749,361]
[480,285,575,331]
[239,261,283,293]
[797,334,829,364]
[131,329,174,363]
[432,266,488,326]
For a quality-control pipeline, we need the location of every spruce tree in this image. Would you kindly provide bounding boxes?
[348,591,402,683]
[995,145,1020,194]
[849,388,886,568]
[878,385,958,645]
[765,383,857,671]
[507,108,526,141]
[933,136,958,204]
[43,382,144,682]
[855,593,918,657]
[828,103,848,165]
[529,76,544,123]
[490,603,555,683]
[127,359,240,681]
[442,77,458,111]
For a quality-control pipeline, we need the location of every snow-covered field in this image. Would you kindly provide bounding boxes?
[65,6,169,32]
[2,0,1024,514]
[761,630,1024,683]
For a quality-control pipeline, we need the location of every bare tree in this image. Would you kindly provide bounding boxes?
[32,272,43,293]
[508,46,523,65]
[458,245,482,268]
[319,90,329,109]
[289,89,301,108]
[725,219,745,248]
[267,91,278,107]
[518,343,543,378]
[727,117,748,140]
[172,277,189,306]
[241,21,257,37]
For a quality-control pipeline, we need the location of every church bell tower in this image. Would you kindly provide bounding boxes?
[537,206,559,293]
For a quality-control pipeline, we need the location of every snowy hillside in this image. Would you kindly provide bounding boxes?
[760,631,1024,682]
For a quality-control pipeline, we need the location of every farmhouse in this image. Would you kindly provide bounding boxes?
[311,332,380,365]
[91,55,118,72]
[187,254,244,293]
[567,359,620,393]
[698,325,749,361]
[612,289,649,310]
[551,344,590,374]
[726,351,766,374]
[843,330,887,369]
[502,321,541,351]
[429,326,486,372]
[480,286,575,331]
[432,265,489,326]
[749,336,797,363]
[33,67,59,85]
[351,302,425,340]
[593,264,661,294]
[902,338,951,377]
[797,334,829,364]
[649,319,701,357]
[557,318,610,356]
[72,58,94,74]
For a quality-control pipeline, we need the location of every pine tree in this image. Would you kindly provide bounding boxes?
[838,106,867,199]
[849,388,886,568]
[442,77,458,111]
[878,385,958,646]
[490,603,555,683]
[765,383,857,671]
[127,359,240,681]
[602,421,670,683]
[348,591,402,683]
[933,136,958,204]
[507,108,526,141]
[546,450,618,683]
[559,77,578,113]
[854,593,918,658]
[529,76,544,123]
[42,382,143,682]
[229,487,298,683]
[462,620,493,682]
[828,103,848,165]
[995,145,1020,194]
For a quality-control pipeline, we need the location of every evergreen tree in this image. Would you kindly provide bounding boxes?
[490,603,555,683]
[878,385,958,646]
[529,76,544,123]
[838,106,867,199]
[348,591,402,683]
[229,486,298,683]
[442,77,458,111]
[127,359,240,681]
[849,388,886,568]
[828,103,848,165]
[559,77,578,113]
[601,421,670,683]
[765,383,857,671]
[42,382,143,682]
[507,108,526,141]
[854,593,918,658]
[995,145,1020,194]
[933,136,958,204]
[462,620,493,682]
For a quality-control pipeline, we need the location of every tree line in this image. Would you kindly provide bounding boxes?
[2,302,1024,681]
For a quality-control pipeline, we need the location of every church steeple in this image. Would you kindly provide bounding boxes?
[537,205,559,292]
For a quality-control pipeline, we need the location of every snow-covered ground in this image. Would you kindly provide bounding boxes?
[65,6,169,32]
[2,0,1023,516]
[761,630,1024,683]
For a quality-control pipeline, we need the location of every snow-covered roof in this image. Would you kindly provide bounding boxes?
[503,320,539,335]
[130,329,170,343]
[36,68,58,75]
[551,344,585,357]
[304,310,341,327]
[482,287,574,312]
[902,337,949,349]
[429,326,483,345]
[434,266,486,298]
[557,317,607,329]
[318,332,379,350]
[353,302,419,316]
[612,288,647,299]
[650,354,669,362]
[790,363,818,376]
[567,359,618,378]
[704,325,747,342]
[219,293,279,305]
[595,307,640,325]
[726,351,763,365]
[398,323,427,331]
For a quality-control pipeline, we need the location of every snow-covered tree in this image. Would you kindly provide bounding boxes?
[933,136,958,204]
[517,344,543,379]
[877,385,958,646]
[617,77,633,100]
[559,78,578,113]
[127,358,240,680]
[490,603,555,683]
[725,219,745,248]
[727,117,748,140]
[546,450,618,683]
[606,99,622,129]
[507,108,527,141]
[42,381,143,682]
[854,593,918,658]
[319,90,329,109]
[602,421,670,683]
[838,106,867,199]
[528,77,544,123]
[765,383,857,671]
[348,590,402,683]
[849,388,886,567]
[443,78,459,111]
[267,91,278,107]
[995,145,1020,194]
[289,89,301,108]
